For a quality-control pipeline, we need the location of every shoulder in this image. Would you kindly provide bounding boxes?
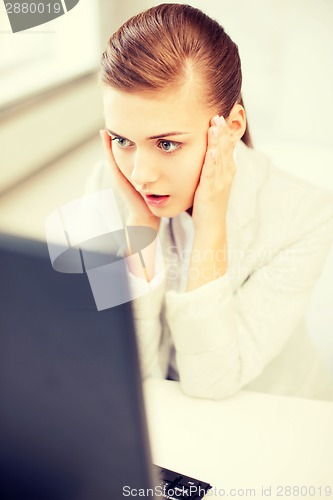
[238,140,333,203]
[237,141,333,240]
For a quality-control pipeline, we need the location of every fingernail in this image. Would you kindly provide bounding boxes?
[219,116,226,126]
[99,129,104,138]
[213,115,220,126]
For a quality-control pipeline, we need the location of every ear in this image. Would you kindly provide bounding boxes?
[225,104,246,144]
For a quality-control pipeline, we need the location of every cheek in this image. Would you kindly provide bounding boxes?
[112,149,133,179]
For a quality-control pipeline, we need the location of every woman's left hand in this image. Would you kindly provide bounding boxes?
[191,115,236,237]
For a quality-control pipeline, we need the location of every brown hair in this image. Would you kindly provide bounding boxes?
[99,3,253,147]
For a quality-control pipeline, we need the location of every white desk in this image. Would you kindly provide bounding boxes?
[143,379,333,499]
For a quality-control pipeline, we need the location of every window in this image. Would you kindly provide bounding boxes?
[0,0,100,107]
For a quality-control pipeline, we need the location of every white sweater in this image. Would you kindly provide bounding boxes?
[83,140,333,401]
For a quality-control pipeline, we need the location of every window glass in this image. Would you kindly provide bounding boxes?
[0,0,100,107]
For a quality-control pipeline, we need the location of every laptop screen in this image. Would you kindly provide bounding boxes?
[0,233,156,499]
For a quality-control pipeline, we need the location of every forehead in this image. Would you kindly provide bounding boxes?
[102,81,211,138]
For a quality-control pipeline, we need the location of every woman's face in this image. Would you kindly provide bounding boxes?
[102,81,215,218]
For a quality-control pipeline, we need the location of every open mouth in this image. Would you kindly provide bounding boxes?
[144,194,170,207]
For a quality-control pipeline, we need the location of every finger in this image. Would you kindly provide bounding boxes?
[217,124,236,179]
[210,114,219,127]
[99,129,132,183]
[99,129,127,186]
[215,116,233,156]
[208,117,219,148]
[208,115,231,152]
[201,147,216,182]
[207,118,235,181]
[99,129,117,168]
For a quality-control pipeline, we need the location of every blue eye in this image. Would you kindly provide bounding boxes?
[111,136,134,149]
[158,140,181,153]
[109,135,181,153]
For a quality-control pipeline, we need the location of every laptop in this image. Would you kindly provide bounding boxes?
[0,233,211,499]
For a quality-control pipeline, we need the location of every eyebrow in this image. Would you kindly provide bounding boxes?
[106,129,190,140]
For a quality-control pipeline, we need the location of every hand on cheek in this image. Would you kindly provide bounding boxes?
[190,115,236,235]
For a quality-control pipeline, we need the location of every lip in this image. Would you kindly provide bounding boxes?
[143,194,170,207]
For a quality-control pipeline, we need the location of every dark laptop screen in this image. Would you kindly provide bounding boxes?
[0,233,155,500]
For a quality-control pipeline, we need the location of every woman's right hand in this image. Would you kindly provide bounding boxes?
[99,130,161,232]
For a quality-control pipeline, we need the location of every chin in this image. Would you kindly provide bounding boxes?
[149,206,179,219]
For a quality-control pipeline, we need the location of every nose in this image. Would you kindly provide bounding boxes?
[131,150,159,188]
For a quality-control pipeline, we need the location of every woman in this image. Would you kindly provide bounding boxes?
[86,3,333,400]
